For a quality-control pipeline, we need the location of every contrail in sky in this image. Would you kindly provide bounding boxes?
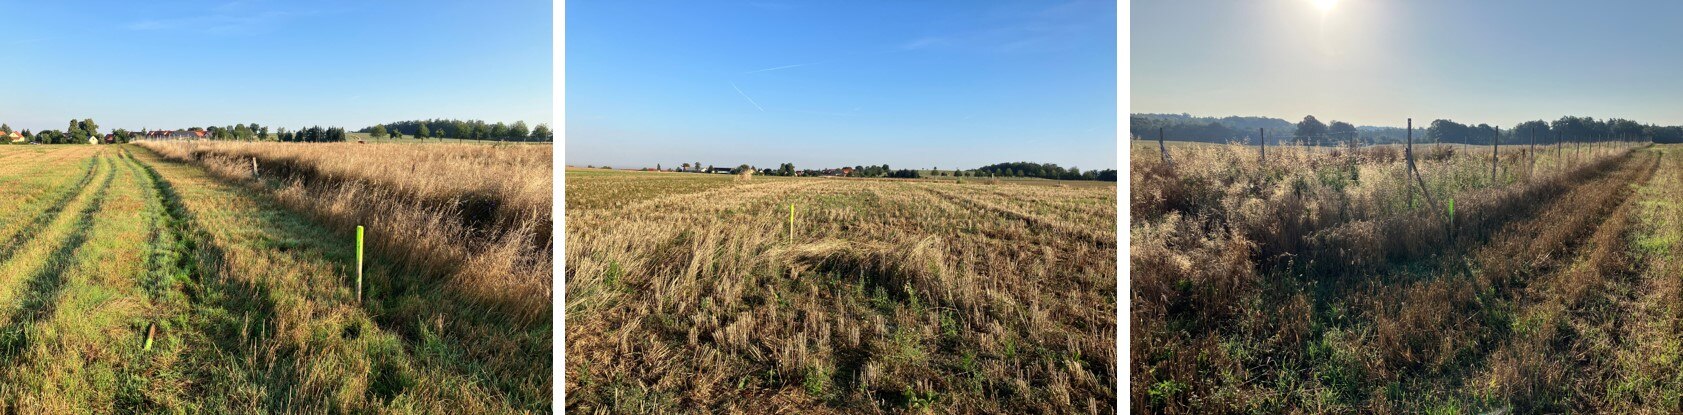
[730,81,765,112]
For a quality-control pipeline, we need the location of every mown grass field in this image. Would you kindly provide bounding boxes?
[1132,139,1678,413]
[565,169,1118,413]
[0,143,550,413]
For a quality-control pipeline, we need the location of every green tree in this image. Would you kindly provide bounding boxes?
[490,122,509,139]
[370,125,388,139]
[531,123,551,141]
[1295,115,1327,145]
[510,121,529,141]
[1328,121,1357,145]
[417,124,430,139]
[0,124,10,134]
[82,119,100,143]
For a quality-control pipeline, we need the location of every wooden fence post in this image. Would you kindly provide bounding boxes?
[1492,126,1499,184]
[1528,126,1536,180]
[1158,127,1169,165]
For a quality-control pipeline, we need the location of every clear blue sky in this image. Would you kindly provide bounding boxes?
[566,1,1117,171]
[0,0,551,133]
[1134,0,1683,128]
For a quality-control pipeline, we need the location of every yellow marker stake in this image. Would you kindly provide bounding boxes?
[356,225,364,302]
[788,203,795,239]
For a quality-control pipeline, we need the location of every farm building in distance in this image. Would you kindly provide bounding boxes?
[708,167,733,174]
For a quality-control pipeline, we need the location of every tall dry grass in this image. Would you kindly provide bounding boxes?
[136,141,551,322]
[566,173,1116,413]
[1131,140,1652,413]
[134,140,553,408]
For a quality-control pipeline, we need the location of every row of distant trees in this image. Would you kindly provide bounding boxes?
[1,119,105,144]
[1133,113,1683,145]
[656,161,1117,181]
[363,119,552,141]
[1426,116,1678,144]
[2,118,550,144]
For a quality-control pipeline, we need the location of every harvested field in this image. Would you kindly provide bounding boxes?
[565,169,1118,413]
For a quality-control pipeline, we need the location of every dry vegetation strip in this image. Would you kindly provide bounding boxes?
[1131,140,1673,413]
[0,144,548,412]
[133,140,553,410]
[566,171,1117,414]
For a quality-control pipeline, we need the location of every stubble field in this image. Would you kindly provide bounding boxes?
[565,170,1118,413]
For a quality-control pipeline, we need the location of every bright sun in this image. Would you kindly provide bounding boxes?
[1312,0,1339,13]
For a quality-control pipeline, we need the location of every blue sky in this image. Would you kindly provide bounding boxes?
[566,1,1117,171]
[1134,0,1683,128]
[0,0,551,133]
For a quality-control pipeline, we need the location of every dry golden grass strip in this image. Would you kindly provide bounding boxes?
[136,141,551,324]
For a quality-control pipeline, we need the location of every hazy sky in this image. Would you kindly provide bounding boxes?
[0,0,551,133]
[567,1,1117,170]
[1133,0,1683,128]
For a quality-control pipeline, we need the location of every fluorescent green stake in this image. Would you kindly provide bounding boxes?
[143,323,156,351]
[788,203,795,240]
[356,225,364,302]
[1448,198,1455,232]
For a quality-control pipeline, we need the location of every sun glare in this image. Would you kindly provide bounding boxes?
[1312,0,1338,13]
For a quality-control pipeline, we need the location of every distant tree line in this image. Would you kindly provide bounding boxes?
[360,119,552,142]
[1132,114,1410,146]
[277,126,349,142]
[2,118,103,144]
[1134,112,1683,146]
[1428,116,1670,144]
[974,162,1117,181]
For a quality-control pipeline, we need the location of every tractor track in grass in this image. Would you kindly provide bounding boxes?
[0,155,100,265]
[1355,148,1661,412]
[0,151,116,363]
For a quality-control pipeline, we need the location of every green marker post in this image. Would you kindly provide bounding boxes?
[356,225,364,302]
[1447,198,1455,234]
[788,203,794,240]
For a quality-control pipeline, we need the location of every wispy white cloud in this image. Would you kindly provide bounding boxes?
[900,37,947,50]
[730,81,765,112]
[899,0,1106,53]
[743,62,817,74]
[778,108,857,117]
[127,4,319,35]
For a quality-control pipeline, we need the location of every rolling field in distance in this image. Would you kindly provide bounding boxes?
[565,169,1117,413]
[0,142,551,413]
[1132,139,1679,412]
